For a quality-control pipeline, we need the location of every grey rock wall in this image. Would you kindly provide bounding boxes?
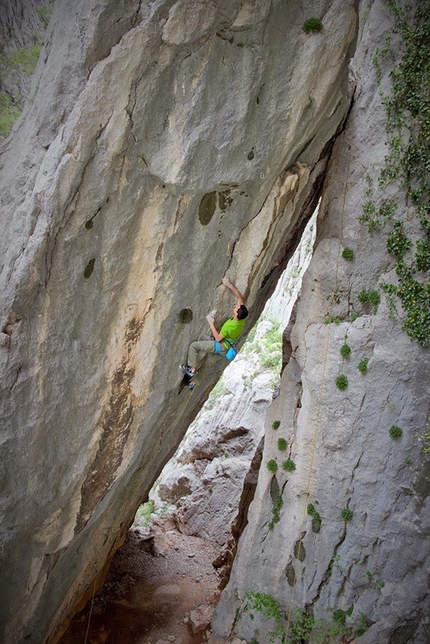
[0,1,357,642]
[213,2,430,642]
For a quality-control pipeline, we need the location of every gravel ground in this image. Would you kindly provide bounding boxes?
[59,519,235,644]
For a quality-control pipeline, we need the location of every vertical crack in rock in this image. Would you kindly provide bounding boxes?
[311,526,349,606]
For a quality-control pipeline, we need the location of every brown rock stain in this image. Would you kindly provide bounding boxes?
[75,316,145,533]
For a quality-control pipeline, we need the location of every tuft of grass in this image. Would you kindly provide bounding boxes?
[277,438,288,451]
[342,247,355,261]
[335,374,348,390]
[282,459,296,472]
[341,507,353,521]
[389,425,403,439]
[307,503,322,532]
[268,495,283,531]
[340,343,351,359]
[358,357,370,374]
[272,420,281,430]
[267,459,278,473]
[302,17,323,33]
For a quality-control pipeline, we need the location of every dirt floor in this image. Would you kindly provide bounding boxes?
[60,519,237,644]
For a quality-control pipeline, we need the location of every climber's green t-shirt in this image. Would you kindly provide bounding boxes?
[220,318,246,343]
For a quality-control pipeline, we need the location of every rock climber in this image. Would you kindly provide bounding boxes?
[185,277,248,378]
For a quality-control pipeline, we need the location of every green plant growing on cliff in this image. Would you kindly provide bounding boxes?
[0,92,21,137]
[268,495,283,531]
[302,17,323,33]
[243,592,363,643]
[282,459,296,472]
[277,438,288,451]
[364,570,386,589]
[386,221,412,257]
[37,3,55,26]
[342,247,355,261]
[267,459,278,473]
[358,357,370,374]
[8,44,42,75]
[260,319,282,371]
[307,503,322,532]
[272,420,281,430]
[363,0,430,347]
[358,289,381,314]
[340,343,351,359]
[389,424,403,439]
[335,374,348,390]
[341,507,353,521]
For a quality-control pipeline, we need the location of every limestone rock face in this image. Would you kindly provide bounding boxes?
[0,1,357,642]
[0,0,52,115]
[151,358,275,545]
[213,2,430,643]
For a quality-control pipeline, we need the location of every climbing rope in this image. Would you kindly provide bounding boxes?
[83,574,98,644]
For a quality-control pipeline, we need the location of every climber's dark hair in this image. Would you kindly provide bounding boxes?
[237,305,248,320]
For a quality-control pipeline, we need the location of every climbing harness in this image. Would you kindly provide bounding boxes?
[215,339,237,360]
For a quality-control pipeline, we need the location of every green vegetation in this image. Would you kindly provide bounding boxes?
[341,507,353,521]
[37,3,55,26]
[268,495,283,531]
[302,17,323,34]
[260,319,282,370]
[307,502,322,532]
[358,357,370,374]
[340,343,351,359]
[267,459,278,473]
[244,592,283,620]
[332,608,351,625]
[323,316,341,324]
[387,221,412,257]
[242,314,282,376]
[364,570,386,590]
[272,420,281,430]
[364,0,430,346]
[282,459,296,472]
[134,500,154,527]
[0,92,21,137]
[335,374,348,390]
[277,438,288,451]
[358,289,381,314]
[243,592,368,642]
[8,44,41,75]
[389,424,403,439]
[342,247,355,261]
